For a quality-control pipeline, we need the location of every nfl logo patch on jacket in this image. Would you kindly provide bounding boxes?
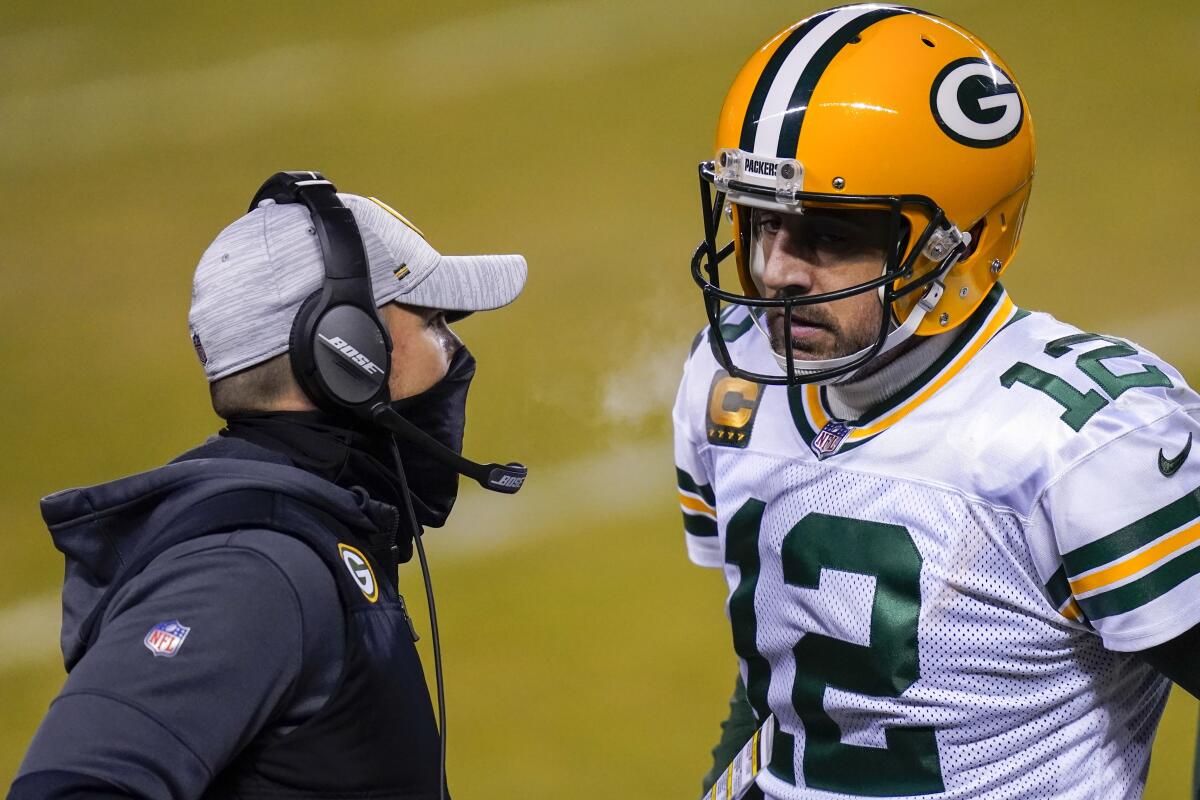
[144,620,190,658]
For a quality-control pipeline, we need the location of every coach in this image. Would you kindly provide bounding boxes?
[9,173,527,799]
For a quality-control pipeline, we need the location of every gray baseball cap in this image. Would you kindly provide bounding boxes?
[188,192,527,382]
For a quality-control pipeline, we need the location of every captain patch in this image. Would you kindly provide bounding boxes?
[706,370,762,448]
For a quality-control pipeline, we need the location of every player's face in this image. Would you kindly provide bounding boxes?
[382,302,463,400]
[751,206,892,361]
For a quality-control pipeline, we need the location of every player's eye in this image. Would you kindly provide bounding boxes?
[813,228,849,245]
[804,221,855,251]
[806,215,889,256]
[754,211,783,235]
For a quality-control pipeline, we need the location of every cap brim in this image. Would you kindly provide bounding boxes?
[395,253,527,313]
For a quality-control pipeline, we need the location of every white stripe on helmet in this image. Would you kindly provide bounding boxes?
[753,5,882,156]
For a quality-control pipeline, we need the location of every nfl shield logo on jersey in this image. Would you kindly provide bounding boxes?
[811,421,850,460]
[144,620,190,658]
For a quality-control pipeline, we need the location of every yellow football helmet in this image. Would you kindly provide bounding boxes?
[692,4,1036,384]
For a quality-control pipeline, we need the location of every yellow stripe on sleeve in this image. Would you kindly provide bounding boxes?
[1070,519,1200,596]
[1060,598,1085,623]
[679,491,716,517]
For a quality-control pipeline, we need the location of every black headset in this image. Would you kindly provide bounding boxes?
[250,171,393,413]
[248,170,527,494]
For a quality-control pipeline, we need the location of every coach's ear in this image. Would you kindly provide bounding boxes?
[1136,623,1200,699]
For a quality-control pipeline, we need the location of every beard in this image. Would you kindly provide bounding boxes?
[765,297,882,362]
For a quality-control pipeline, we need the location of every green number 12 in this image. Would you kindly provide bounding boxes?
[1000,333,1171,431]
[726,501,944,796]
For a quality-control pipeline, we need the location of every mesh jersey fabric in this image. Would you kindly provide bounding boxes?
[672,289,1200,799]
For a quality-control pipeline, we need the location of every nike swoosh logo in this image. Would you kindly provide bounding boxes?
[1159,432,1193,477]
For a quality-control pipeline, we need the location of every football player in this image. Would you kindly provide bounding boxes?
[674,5,1200,799]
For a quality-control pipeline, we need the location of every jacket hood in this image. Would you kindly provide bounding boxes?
[41,436,384,668]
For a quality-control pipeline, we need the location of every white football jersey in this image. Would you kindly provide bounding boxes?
[674,286,1200,799]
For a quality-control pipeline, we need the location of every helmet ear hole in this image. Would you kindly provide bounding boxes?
[963,220,986,261]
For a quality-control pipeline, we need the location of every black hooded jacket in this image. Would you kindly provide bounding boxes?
[10,420,444,800]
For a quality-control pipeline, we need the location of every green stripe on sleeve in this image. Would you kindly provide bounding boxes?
[1076,543,1200,621]
[676,467,716,506]
[1044,566,1072,610]
[1062,487,1200,577]
[683,512,718,538]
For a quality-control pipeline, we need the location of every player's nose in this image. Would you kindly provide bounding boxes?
[759,234,816,297]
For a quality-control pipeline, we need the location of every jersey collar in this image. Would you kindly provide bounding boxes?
[788,284,1024,456]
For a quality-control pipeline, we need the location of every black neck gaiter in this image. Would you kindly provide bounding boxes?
[386,345,476,529]
[220,346,478,554]
[221,412,408,510]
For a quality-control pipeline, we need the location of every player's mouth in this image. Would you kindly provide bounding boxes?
[767,308,833,352]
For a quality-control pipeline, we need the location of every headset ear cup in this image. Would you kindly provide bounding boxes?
[289,290,329,408]
[292,291,392,410]
[312,305,391,405]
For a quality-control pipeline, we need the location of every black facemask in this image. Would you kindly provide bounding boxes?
[387,345,477,528]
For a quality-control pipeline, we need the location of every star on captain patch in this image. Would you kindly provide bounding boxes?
[144,620,191,658]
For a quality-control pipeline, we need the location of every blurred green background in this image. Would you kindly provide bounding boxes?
[1,1,1197,796]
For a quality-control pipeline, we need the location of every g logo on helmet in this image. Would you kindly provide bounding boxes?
[930,57,1023,148]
